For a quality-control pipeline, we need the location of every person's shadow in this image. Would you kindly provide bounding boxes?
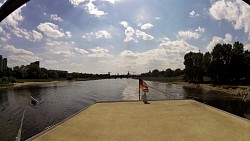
[144,101,150,104]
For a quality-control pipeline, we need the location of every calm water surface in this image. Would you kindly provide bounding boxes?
[0,79,249,141]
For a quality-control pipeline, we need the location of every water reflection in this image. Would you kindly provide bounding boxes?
[0,79,249,141]
[183,87,250,120]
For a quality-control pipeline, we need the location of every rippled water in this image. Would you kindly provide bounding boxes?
[0,79,249,141]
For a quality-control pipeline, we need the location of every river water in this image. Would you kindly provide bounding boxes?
[0,79,249,141]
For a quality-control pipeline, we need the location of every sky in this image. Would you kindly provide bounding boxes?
[0,0,249,74]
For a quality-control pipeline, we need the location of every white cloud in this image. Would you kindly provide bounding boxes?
[209,0,250,39]
[189,10,200,17]
[82,30,111,40]
[136,30,155,40]
[45,40,75,48]
[0,26,11,42]
[120,50,138,59]
[32,30,43,41]
[159,38,199,54]
[206,33,233,51]
[0,37,8,42]
[155,17,160,20]
[69,0,107,17]
[71,63,83,67]
[224,33,233,43]
[121,21,154,42]
[52,50,74,57]
[244,44,250,51]
[96,30,111,39]
[101,0,121,4]
[37,22,65,38]
[121,21,137,42]
[177,30,200,40]
[10,26,43,42]
[66,31,72,38]
[1,44,41,66]
[50,14,63,22]
[120,21,136,42]
[124,27,136,42]
[120,21,128,28]
[85,0,107,17]
[44,60,59,65]
[75,47,89,55]
[141,23,154,30]
[177,26,205,40]
[112,38,199,73]
[2,44,33,55]
[69,0,87,6]
[88,47,112,57]
[45,41,62,46]
[195,26,205,33]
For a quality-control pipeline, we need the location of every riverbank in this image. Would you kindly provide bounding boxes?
[176,82,250,97]
[13,81,63,88]
[141,77,250,98]
[0,78,102,89]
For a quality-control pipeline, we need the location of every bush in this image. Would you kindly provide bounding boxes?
[8,76,17,83]
[0,77,9,84]
[67,76,73,80]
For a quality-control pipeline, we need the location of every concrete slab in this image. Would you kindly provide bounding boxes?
[29,100,250,141]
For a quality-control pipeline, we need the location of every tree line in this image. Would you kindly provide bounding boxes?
[141,68,184,77]
[0,63,108,84]
[184,41,250,84]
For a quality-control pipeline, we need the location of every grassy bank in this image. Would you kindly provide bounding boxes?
[140,76,184,83]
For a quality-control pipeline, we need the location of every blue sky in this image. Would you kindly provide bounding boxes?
[0,0,249,74]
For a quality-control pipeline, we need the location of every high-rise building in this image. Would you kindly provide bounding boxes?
[0,55,8,71]
[30,61,40,68]
[0,55,2,71]
[3,58,7,70]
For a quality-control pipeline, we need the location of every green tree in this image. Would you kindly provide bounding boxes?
[184,52,204,82]
[203,52,212,77]
[152,69,160,77]
[184,52,195,82]
[27,64,41,79]
[164,68,173,77]
[13,66,25,79]
[231,41,244,82]
[244,50,250,80]
[210,43,232,83]
[173,68,182,77]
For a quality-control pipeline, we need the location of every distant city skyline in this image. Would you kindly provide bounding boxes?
[0,55,7,71]
[0,0,249,74]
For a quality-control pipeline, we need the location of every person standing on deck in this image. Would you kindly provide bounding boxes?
[142,90,149,104]
[139,78,149,104]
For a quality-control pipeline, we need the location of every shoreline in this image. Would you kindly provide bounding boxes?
[13,81,64,88]
[173,81,250,98]
[0,78,102,89]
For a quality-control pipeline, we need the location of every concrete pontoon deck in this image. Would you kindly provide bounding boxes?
[29,100,250,141]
